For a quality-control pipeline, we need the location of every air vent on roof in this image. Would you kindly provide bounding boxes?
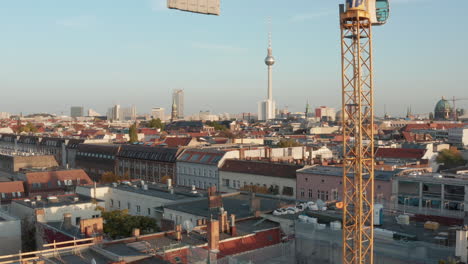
[31,201,36,207]
[35,195,42,201]
[47,196,58,202]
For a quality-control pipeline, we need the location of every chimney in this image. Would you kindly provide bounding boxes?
[197,219,203,226]
[207,220,220,251]
[35,209,45,223]
[167,179,172,189]
[230,214,237,236]
[175,224,182,241]
[219,210,228,233]
[63,213,73,229]
[132,228,140,237]
[250,193,260,213]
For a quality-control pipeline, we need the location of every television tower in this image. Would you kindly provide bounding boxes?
[258,21,276,121]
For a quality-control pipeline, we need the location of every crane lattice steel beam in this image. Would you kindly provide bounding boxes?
[340,6,375,264]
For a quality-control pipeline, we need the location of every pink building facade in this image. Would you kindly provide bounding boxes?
[296,166,393,203]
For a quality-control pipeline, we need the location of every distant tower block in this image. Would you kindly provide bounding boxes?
[258,22,276,121]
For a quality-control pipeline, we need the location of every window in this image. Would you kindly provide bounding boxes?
[282,187,294,196]
[128,202,131,210]
[118,201,121,208]
[110,199,114,207]
[148,208,151,215]
[1,193,5,198]
[300,188,305,197]
[136,205,141,213]
[57,180,62,186]
[308,189,313,198]
[305,177,308,182]
[17,192,21,197]
[333,189,339,200]
[76,217,81,225]
[11,192,16,198]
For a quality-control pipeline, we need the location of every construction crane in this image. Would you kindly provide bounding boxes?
[168,1,390,263]
[340,1,389,264]
[451,96,468,120]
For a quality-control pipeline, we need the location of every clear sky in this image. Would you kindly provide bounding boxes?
[0,0,467,117]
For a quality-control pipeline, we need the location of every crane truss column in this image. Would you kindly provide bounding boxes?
[340,9,375,264]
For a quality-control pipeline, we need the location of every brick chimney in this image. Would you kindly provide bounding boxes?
[197,219,203,226]
[230,214,237,236]
[207,220,220,252]
[174,224,182,241]
[35,209,45,223]
[219,210,227,233]
[132,228,140,237]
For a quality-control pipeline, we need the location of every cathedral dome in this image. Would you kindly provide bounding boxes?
[434,97,452,120]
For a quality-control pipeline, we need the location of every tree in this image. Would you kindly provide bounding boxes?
[206,121,227,131]
[18,122,38,133]
[277,138,302,148]
[129,123,138,143]
[99,208,159,239]
[436,148,466,168]
[147,118,165,130]
[161,175,172,184]
[101,171,119,183]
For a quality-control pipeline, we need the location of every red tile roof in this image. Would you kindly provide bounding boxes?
[0,181,25,193]
[164,137,193,147]
[402,131,414,142]
[25,169,93,185]
[375,148,426,159]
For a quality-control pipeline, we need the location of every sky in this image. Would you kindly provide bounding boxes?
[0,0,467,117]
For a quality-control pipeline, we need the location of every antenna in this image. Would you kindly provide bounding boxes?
[267,17,272,49]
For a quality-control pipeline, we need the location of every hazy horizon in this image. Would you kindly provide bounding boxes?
[0,0,466,117]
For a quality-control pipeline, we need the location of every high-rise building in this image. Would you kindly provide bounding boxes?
[70,106,84,118]
[258,29,276,121]
[0,112,11,119]
[121,106,137,121]
[173,89,184,119]
[315,106,336,122]
[151,107,166,121]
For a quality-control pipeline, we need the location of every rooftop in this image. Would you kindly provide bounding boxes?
[164,193,294,219]
[220,159,302,179]
[297,165,395,181]
[13,194,102,209]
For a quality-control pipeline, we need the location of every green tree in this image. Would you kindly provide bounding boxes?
[100,171,120,183]
[147,118,165,130]
[99,208,159,239]
[436,148,466,168]
[18,122,38,133]
[277,138,302,148]
[206,121,227,131]
[129,124,138,143]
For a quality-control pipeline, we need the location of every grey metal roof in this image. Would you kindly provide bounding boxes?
[118,145,180,163]
[164,193,286,219]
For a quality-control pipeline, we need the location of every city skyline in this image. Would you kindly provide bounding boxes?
[0,0,466,116]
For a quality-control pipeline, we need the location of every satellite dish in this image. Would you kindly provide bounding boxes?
[183,220,194,235]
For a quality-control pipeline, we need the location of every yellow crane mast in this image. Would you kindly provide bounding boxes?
[340,1,389,263]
